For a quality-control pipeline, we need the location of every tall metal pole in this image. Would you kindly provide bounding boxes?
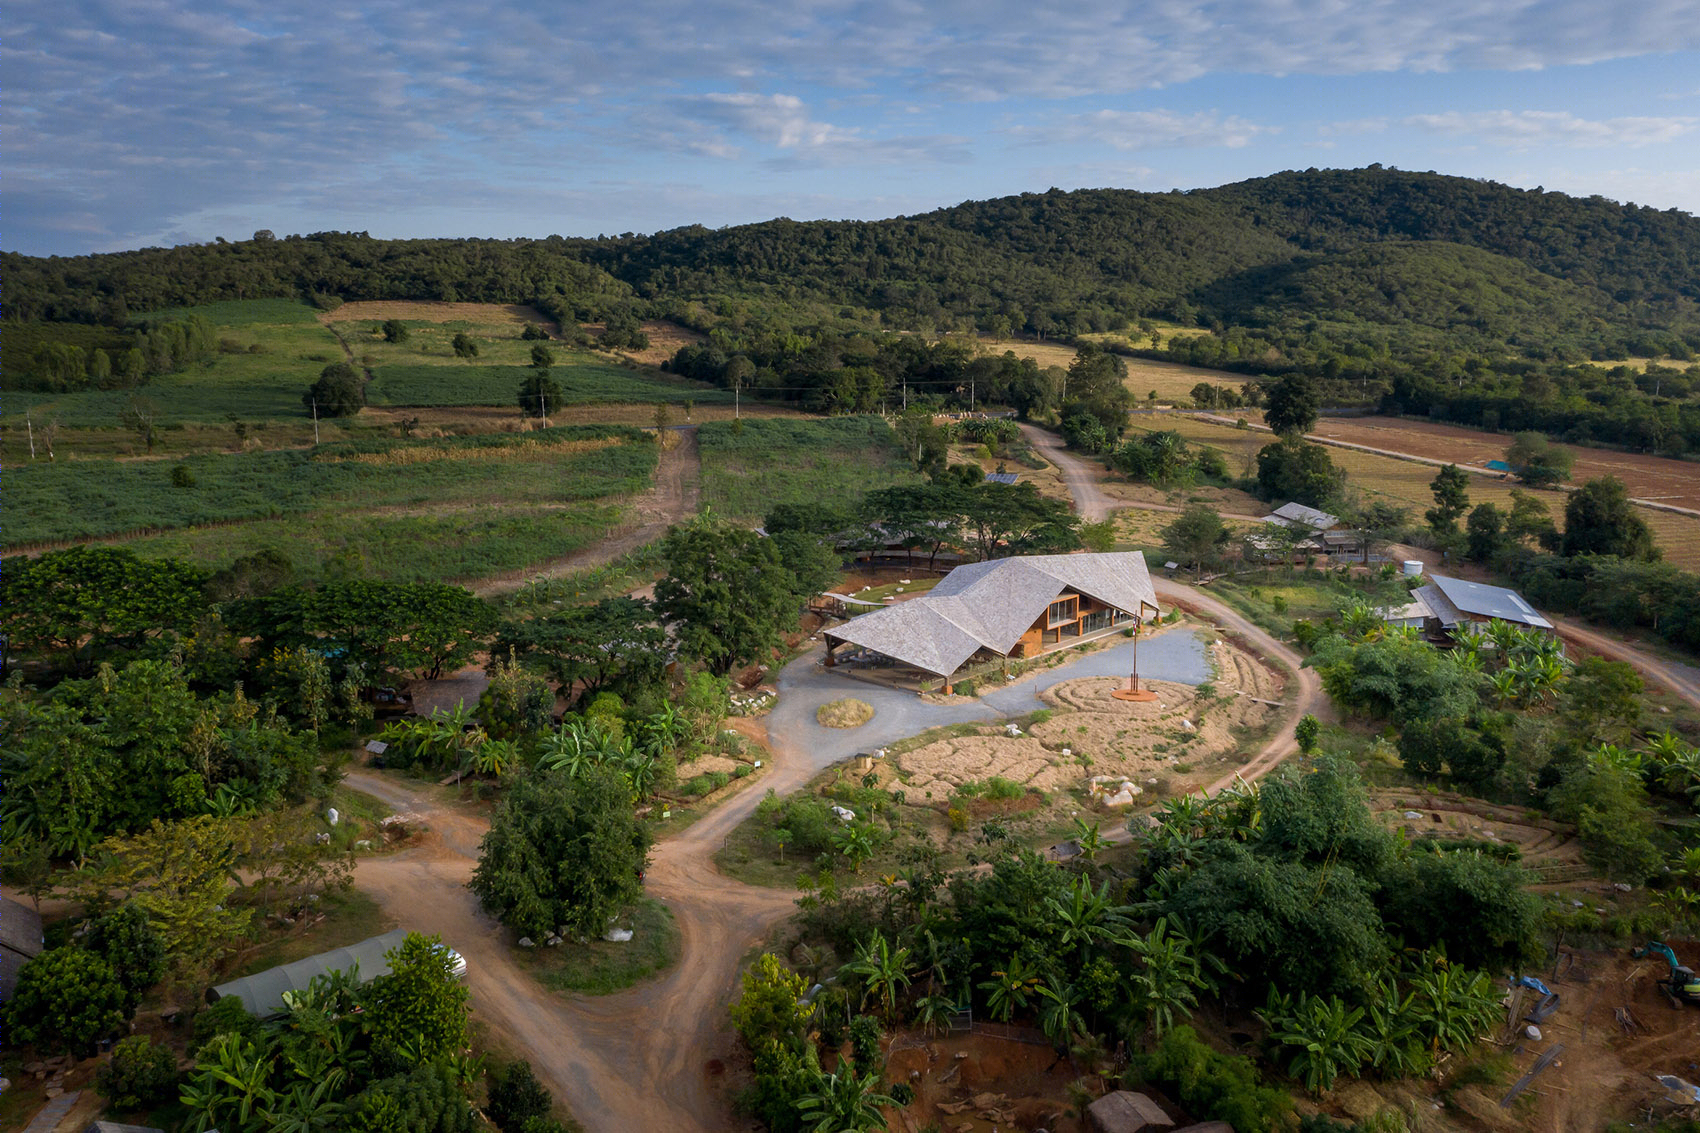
[311,399,320,445]
[26,413,36,460]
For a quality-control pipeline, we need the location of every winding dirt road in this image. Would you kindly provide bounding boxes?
[340,425,1327,1133]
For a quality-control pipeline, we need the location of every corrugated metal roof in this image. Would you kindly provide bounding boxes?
[211,929,411,1017]
[1428,574,1553,629]
[1266,502,1339,530]
[984,472,1019,484]
[825,552,1159,677]
[1413,583,1463,627]
[1,897,44,958]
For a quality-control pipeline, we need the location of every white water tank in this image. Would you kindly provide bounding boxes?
[1402,560,1423,577]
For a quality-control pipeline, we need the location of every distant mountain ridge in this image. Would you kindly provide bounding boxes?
[5,168,1697,353]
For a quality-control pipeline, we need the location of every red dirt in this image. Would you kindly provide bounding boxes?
[1306,416,1700,510]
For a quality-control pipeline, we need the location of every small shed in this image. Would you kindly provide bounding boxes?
[1,896,45,1002]
[209,929,411,1017]
[1088,1090,1175,1133]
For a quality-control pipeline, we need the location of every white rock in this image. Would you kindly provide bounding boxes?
[1181,720,1194,731]
[1061,747,1072,757]
[901,579,912,584]
[1525,1024,1542,1041]
[831,805,856,823]
[519,937,536,948]
[1403,811,1424,820]
[354,839,373,850]
[546,934,563,947]
[325,807,340,826]
[604,927,634,943]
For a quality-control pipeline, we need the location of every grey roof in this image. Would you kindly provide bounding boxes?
[211,929,410,1017]
[1,897,44,958]
[1264,502,1339,531]
[1088,1090,1174,1133]
[1428,574,1553,629]
[984,471,1019,484]
[824,552,1159,677]
[1380,592,1434,623]
[1413,583,1464,627]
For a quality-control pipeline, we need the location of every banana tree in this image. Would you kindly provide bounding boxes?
[843,931,914,1018]
[795,1065,896,1133]
[979,955,1044,1022]
[1263,992,1370,1094]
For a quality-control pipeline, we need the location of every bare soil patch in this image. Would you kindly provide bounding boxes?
[601,320,708,366]
[897,639,1283,801]
[1310,415,1700,509]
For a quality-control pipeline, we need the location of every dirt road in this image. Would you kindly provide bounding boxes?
[1016,425,1327,791]
[471,426,701,597]
[348,754,806,1132]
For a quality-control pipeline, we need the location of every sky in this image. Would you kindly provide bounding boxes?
[7,0,1700,257]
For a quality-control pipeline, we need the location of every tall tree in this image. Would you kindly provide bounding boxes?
[1263,373,1320,437]
[302,362,364,417]
[470,767,650,939]
[518,371,564,418]
[0,546,207,669]
[1162,504,1230,577]
[654,520,801,675]
[1425,465,1470,543]
[1504,432,1573,488]
[1562,476,1658,560]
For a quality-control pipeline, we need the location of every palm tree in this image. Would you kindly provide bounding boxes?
[1128,917,1215,1035]
[1261,992,1371,1094]
[795,1066,896,1133]
[1072,818,1107,862]
[979,955,1044,1023]
[1046,875,1133,965]
[1036,981,1088,1048]
[843,932,913,1018]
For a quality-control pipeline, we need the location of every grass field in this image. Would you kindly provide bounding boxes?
[10,299,345,428]
[1126,413,1700,569]
[512,897,679,995]
[11,426,659,583]
[368,361,732,409]
[697,415,923,519]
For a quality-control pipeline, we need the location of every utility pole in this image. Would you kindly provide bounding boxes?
[902,375,908,412]
[311,398,320,445]
[734,379,740,420]
[25,412,35,460]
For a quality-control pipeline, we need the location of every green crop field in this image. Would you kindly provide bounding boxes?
[10,299,346,428]
[368,361,732,409]
[9,426,659,583]
[696,415,922,519]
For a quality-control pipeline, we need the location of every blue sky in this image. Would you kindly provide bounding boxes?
[7,0,1700,256]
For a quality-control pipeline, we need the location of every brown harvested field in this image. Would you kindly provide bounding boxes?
[1133,414,1700,569]
[611,320,707,366]
[997,339,1248,403]
[1309,415,1700,511]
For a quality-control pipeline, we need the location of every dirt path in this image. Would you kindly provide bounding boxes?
[1550,616,1700,712]
[348,752,804,1132]
[1019,424,1117,522]
[470,427,701,597]
[1025,424,1326,793]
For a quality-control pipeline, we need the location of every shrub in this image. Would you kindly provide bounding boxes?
[2,947,130,1057]
[984,776,1024,801]
[1132,1025,1292,1133]
[191,994,261,1053]
[84,903,167,1007]
[487,1060,553,1132]
[97,1035,179,1109]
[170,464,196,488]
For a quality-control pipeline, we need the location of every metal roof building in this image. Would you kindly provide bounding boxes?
[1416,574,1553,631]
[822,552,1160,686]
[1263,502,1340,531]
[209,929,412,1017]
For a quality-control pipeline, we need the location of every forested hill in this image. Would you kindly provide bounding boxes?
[7,169,1699,355]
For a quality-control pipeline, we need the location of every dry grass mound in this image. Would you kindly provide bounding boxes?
[817,698,875,729]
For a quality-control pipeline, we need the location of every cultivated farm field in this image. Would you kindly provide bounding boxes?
[1307,414,1700,510]
[9,426,659,583]
[1132,413,1700,569]
[696,415,923,519]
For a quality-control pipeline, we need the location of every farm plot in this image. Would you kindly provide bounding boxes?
[1309,415,1700,510]
[696,415,923,519]
[1131,414,1700,569]
[9,427,658,583]
[9,299,344,428]
[367,361,731,409]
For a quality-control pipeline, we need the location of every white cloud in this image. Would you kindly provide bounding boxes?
[1406,110,1699,147]
[1029,109,1274,150]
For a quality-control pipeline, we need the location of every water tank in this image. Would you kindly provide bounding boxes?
[1401,560,1423,577]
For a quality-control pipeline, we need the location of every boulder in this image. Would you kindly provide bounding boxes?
[325,807,340,826]
[518,937,536,948]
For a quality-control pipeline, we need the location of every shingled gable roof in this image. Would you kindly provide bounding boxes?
[826,552,1159,678]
